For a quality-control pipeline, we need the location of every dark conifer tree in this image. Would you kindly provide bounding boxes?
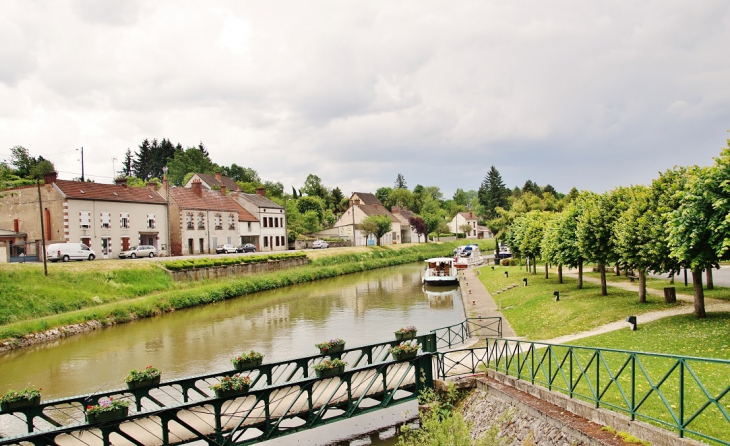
[477,166,509,218]
[119,148,133,177]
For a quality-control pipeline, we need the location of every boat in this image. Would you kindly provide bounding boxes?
[422,257,459,285]
[454,244,484,269]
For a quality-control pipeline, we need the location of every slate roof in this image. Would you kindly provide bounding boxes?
[458,212,477,219]
[169,188,258,222]
[54,180,167,204]
[352,192,382,206]
[234,192,284,209]
[193,173,241,191]
[359,205,400,224]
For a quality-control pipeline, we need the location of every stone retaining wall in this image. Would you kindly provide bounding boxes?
[166,257,309,281]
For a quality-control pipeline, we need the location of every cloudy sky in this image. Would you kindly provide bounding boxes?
[1,1,729,197]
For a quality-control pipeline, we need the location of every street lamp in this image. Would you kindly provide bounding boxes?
[163,166,171,257]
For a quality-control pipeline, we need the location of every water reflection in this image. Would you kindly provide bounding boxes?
[0,263,463,401]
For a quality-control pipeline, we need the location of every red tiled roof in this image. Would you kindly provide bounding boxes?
[353,192,383,206]
[169,187,257,222]
[54,180,167,204]
[359,204,400,223]
[193,173,241,192]
[458,212,477,219]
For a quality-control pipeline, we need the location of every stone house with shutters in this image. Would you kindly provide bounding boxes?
[332,193,401,246]
[0,172,169,258]
[167,179,257,255]
[230,188,287,251]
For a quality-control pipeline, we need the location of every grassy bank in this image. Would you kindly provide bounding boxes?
[1,241,486,340]
[476,265,685,340]
[584,271,730,301]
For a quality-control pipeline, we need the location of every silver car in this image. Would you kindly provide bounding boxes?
[119,245,157,259]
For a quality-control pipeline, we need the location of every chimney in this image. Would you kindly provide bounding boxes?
[44,171,58,185]
[191,179,203,198]
[147,182,158,191]
[354,199,360,206]
[115,177,128,188]
[220,185,226,196]
[391,206,399,214]
[162,175,168,193]
[255,187,266,197]
[215,172,222,182]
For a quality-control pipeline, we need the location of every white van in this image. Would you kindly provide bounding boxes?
[47,243,96,262]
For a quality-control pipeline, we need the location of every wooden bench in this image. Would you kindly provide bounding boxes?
[626,275,638,282]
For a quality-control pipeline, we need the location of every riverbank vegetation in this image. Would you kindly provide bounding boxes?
[0,241,490,341]
[476,265,684,340]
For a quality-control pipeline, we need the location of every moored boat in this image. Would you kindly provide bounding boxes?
[454,244,484,269]
[422,257,459,285]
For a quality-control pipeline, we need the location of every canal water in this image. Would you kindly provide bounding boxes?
[0,263,464,444]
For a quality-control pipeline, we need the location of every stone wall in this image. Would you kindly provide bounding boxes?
[167,257,309,281]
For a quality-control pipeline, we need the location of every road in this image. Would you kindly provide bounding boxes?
[649,265,730,288]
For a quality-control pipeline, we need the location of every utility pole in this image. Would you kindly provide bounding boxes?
[77,147,85,181]
[36,179,48,276]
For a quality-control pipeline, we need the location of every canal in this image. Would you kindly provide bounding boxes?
[0,262,464,444]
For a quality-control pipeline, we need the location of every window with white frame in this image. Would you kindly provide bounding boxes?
[197,213,205,229]
[214,213,222,230]
[147,214,156,229]
[120,212,129,229]
[228,214,235,230]
[186,213,194,229]
[101,212,110,229]
[80,211,90,228]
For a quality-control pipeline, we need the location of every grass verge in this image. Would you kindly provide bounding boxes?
[476,265,685,340]
[584,271,730,301]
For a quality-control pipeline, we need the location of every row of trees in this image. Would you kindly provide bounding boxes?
[0,146,55,189]
[502,140,730,319]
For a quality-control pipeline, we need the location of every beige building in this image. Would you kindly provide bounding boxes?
[0,172,170,258]
[230,188,287,251]
[168,179,256,255]
[184,172,242,192]
[390,207,420,243]
[448,211,478,238]
[333,193,401,246]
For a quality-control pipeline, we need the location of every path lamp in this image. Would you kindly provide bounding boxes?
[553,291,559,301]
[523,278,527,287]
[626,316,637,331]
[504,271,508,278]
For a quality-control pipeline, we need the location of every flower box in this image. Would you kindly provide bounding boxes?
[392,350,418,361]
[319,343,345,354]
[315,365,345,378]
[214,385,250,398]
[126,376,161,389]
[0,395,41,412]
[86,406,129,424]
[233,357,263,371]
[395,331,417,341]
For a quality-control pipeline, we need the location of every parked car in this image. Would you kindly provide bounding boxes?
[47,243,96,262]
[237,243,257,253]
[118,245,157,259]
[216,244,237,254]
[312,240,329,249]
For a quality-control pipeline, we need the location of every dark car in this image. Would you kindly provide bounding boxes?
[237,243,257,253]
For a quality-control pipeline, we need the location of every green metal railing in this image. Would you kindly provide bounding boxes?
[430,317,502,349]
[436,338,730,445]
[0,334,436,446]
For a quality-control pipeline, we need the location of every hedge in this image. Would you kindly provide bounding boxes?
[163,252,307,271]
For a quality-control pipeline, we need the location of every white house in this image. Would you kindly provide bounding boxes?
[332,193,401,246]
[390,207,420,243]
[230,188,288,251]
[448,211,478,239]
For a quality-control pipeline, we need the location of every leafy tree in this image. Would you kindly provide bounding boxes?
[301,210,321,233]
[478,166,509,218]
[9,146,48,179]
[357,218,378,244]
[302,174,327,198]
[386,188,413,210]
[459,223,473,238]
[263,180,284,198]
[436,221,451,241]
[453,188,468,206]
[542,184,557,197]
[422,214,441,241]
[197,141,209,157]
[394,173,407,189]
[548,196,589,288]
[296,196,326,222]
[375,187,392,205]
[614,186,654,302]
[291,187,298,199]
[330,187,345,210]
[369,215,393,245]
[226,164,260,183]
[29,159,55,180]
[167,147,217,185]
[408,216,427,243]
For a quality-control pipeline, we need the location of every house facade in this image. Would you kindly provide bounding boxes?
[332,193,402,246]
[390,207,420,243]
[168,180,255,255]
[230,188,287,251]
[448,211,478,238]
[0,172,170,258]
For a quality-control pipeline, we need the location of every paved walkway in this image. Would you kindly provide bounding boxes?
[458,267,517,338]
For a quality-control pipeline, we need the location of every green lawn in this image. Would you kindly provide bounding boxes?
[476,266,685,340]
[584,270,730,301]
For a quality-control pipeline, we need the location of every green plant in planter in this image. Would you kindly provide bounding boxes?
[395,325,418,340]
[231,350,264,370]
[313,358,348,378]
[315,338,346,354]
[210,374,252,398]
[85,397,130,423]
[0,387,42,412]
[389,342,421,361]
[125,365,162,389]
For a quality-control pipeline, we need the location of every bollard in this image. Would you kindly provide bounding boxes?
[553,291,559,301]
[504,271,509,278]
[491,266,495,271]
[523,278,528,287]
[626,316,637,331]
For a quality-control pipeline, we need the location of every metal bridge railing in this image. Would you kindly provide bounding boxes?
[436,338,730,445]
[0,334,437,445]
[430,317,502,349]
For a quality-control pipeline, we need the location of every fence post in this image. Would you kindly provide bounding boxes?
[631,354,636,421]
[422,333,437,353]
[416,354,434,399]
[679,359,684,438]
[595,351,600,408]
[548,345,552,391]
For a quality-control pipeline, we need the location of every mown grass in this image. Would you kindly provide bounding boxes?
[1,241,485,340]
[584,271,730,301]
[476,265,685,340]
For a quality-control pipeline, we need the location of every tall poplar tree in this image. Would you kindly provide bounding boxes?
[478,166,509,218]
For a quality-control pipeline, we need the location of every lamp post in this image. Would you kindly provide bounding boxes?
[163,166,171,257]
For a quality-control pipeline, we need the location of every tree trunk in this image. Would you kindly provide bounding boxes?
[545,263,549,279]
[669,274,674,284]
[692,268,707,318]
[532,258,537,274]
[706,268,714,290]
[599,263,607,296]
[578,261,583,290]
[558,264,563,284]
[616,264,621,276]
[638,269,646,303]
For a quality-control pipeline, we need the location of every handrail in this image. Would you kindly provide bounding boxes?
[436,338,730,445]
[430,317,502,349]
